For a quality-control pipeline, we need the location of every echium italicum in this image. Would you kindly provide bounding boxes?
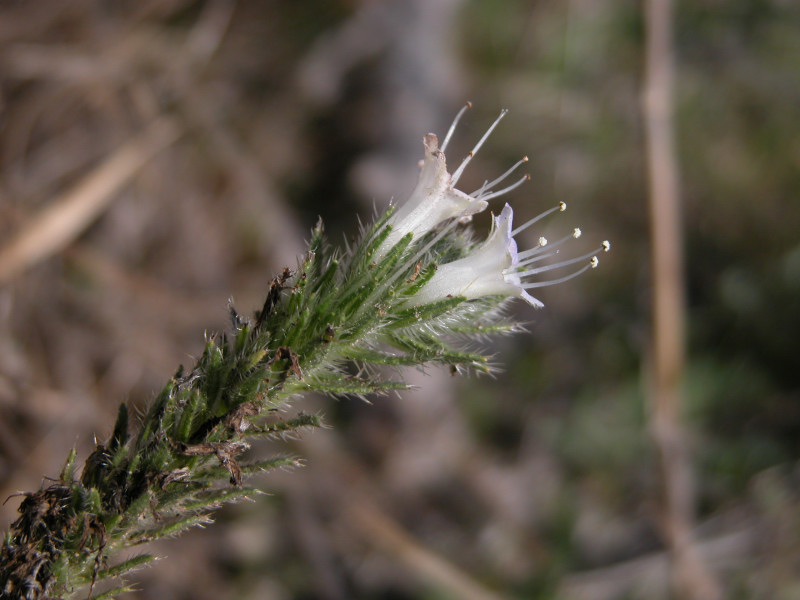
[0,104,608,600]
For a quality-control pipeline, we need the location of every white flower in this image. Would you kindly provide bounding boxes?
[378,106,529,257]
[408,203,610,308]
[379,133,486,254]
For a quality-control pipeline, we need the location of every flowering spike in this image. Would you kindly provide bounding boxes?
[0,107,608,600]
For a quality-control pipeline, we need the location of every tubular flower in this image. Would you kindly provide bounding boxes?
[379,133,487,255]
[378,106,529,256]
[408,203,610,308]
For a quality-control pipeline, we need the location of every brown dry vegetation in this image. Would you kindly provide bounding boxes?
[2,1,800,599]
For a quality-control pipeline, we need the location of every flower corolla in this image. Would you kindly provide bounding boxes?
[408,204,540,307]
[378,107,528,257]
[408,202,610,308]
[378,133,487,254]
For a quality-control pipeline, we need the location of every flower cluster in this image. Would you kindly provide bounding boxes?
[0,105,609,600]
[384,104,609,309]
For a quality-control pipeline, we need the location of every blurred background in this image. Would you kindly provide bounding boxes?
[1,1,799,598]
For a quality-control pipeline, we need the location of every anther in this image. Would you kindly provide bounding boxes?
[573,228,582,239]
[602,240,611,252]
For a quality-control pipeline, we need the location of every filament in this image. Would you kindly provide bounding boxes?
[522,260,596,289]
[516,246,605,278]
[451,109,508,186]
[479,174,530,202]
[441,102,472,153]
[517,228,581,263]
[511,201,566,236]
[472,156,529,198]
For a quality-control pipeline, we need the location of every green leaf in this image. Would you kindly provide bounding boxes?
[61,447,78,482]
[182,487,258,512]
[300,374,408,396]
[342,346,419,366]
[109,404,129,452]
[131,513,214,544]
[88,584,139,600]
[96,553,156,581]
[256,413,323,437]
[195,455,302,482]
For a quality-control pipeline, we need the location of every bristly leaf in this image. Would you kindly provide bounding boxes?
[60,447,78,482]
[181,487,258,512]
[194,456,302,482]
[386,296,467,330]
[249,413,323,440]
[132,514,214,544]
[95,554,156,582]
[89,585,139,600]
[110,404,129,452]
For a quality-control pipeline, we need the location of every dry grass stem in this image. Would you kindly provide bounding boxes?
[643,0,723,597]
[0,117,181,285]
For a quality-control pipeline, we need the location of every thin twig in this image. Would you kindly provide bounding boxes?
[345,500,507,600]
[303,433,509,600]
[560,525,758,600]
[0,117,182,285]
[642,0,723,598]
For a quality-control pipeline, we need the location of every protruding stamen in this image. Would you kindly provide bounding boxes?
[441,101,472,153]
[472,156,529,198]
[479,174,530,202]
[516,246,605,277]
[511,202,565,236]
[518,229,580,262]
[504,250,560,274]
[451,109,508,185]
[522,261,595,289]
